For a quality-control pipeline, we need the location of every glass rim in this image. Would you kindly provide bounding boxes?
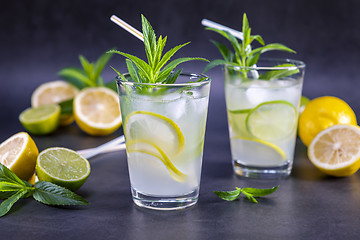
[225,58,306,71]
[116,72,211,87]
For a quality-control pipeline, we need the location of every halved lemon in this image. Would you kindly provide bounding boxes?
[0,132,39,180]
[124,111,185,156]
[308,124,360,177]
[246,100,297,141]
[73,87,122,136]
[231,137,286,167]
[31,80,79,126]
[126,140,186,182]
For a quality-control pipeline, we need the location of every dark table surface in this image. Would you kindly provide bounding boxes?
[2,1,360,239]
[0,92,359,240]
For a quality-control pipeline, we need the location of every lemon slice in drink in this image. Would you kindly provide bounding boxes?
[246,100,297,141]
[36,147,91,191]
[308,124,360,177]
[127,140,186,182]
[124,111,185,155]
[74,87,122,136]
[0,132,39,180]
[231,137,286,167]
[31,80,79,126]
[19,104,61,135]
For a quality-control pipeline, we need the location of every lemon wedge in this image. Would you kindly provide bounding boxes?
[0,132,39,180]
[308,124,360,177]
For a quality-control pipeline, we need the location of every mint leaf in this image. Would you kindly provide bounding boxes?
[242,185,279,197]
[33,181,89,206]
[110,15,208,84]
[214,185,279,203]
[205,13,296,78]
[58,68,93,88]
[0,190,27,217]
[214,188,241,201]
[59,99,73,115]
[0,164,26,186]
[0,182,26,192]
[260,64,300,80]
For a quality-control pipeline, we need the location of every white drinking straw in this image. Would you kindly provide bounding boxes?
[201,19,244,40]
[110,15,144,42]
[78,135,125,159]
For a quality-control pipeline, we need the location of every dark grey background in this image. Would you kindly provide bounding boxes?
[1,1,360,239]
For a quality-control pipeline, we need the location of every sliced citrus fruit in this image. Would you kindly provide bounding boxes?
[308,124,360,177]
[126,140,186,182]
[227,108,252,138]
[299,96,357,146]
[19,104,61,135]
[73,87,122,136]
[0,132,38,180]
[36,147,91,191]
[230,137,286,167]
[31,80,79,126]
[124,111,185,155]
[246,100,297,141]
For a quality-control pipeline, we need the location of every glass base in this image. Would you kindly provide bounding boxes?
[131,187,199,210]
[233,159,292,179]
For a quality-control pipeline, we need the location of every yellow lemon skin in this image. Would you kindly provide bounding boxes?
[2,132,39,180]
[299,96,357,146]
[307,125,360,177]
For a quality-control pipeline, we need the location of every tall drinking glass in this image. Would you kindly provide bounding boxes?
[116,73,211,210]
[224,59,305,178]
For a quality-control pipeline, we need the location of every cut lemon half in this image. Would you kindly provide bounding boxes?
[74,87,122,136]
[31,80,79,126]
[19,104,61,135]
[231,137,286,167]
[124,111,185,155]
[308,124,360,177]
[36,147,91,191]
[0,132,38,180]
[127,140,186,182]
[246,100,297,141]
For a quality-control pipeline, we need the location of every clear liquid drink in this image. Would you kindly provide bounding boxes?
[117,73,211,210]
[224,59,305,178]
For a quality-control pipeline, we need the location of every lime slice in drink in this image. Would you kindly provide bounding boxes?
[36,147,91,191]
[126,140,186,182]
[231,137,287,167]
[124,111,185,155]
[246,100,297,141]
[227,108,252,138]
[19,104,60,135]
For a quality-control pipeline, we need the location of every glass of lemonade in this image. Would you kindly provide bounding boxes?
[224,59,305,178]
[117,73,211,210]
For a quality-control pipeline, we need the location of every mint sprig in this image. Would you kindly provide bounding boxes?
[214,185,279,203]
[108,14,209,84]
[58,51,115,91]
[0,164,88,217]
[204,13,297,79]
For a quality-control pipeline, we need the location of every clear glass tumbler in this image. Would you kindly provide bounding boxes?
[116,73,211,210]
[224,59,305,178]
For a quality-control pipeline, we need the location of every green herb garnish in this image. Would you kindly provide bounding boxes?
[214,185,279,203]
[203,13,297,79]
[108,15,209,84]
[0,164,88,217]
[58,52,116,91]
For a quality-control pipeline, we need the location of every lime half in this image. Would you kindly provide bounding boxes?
[231,137,287,167]
[246,100,297,141]
[36,147,91,191]
[19,104,60,135]
[124,111,185,155]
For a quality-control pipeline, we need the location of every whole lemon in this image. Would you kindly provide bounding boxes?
[298,96,357,146]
